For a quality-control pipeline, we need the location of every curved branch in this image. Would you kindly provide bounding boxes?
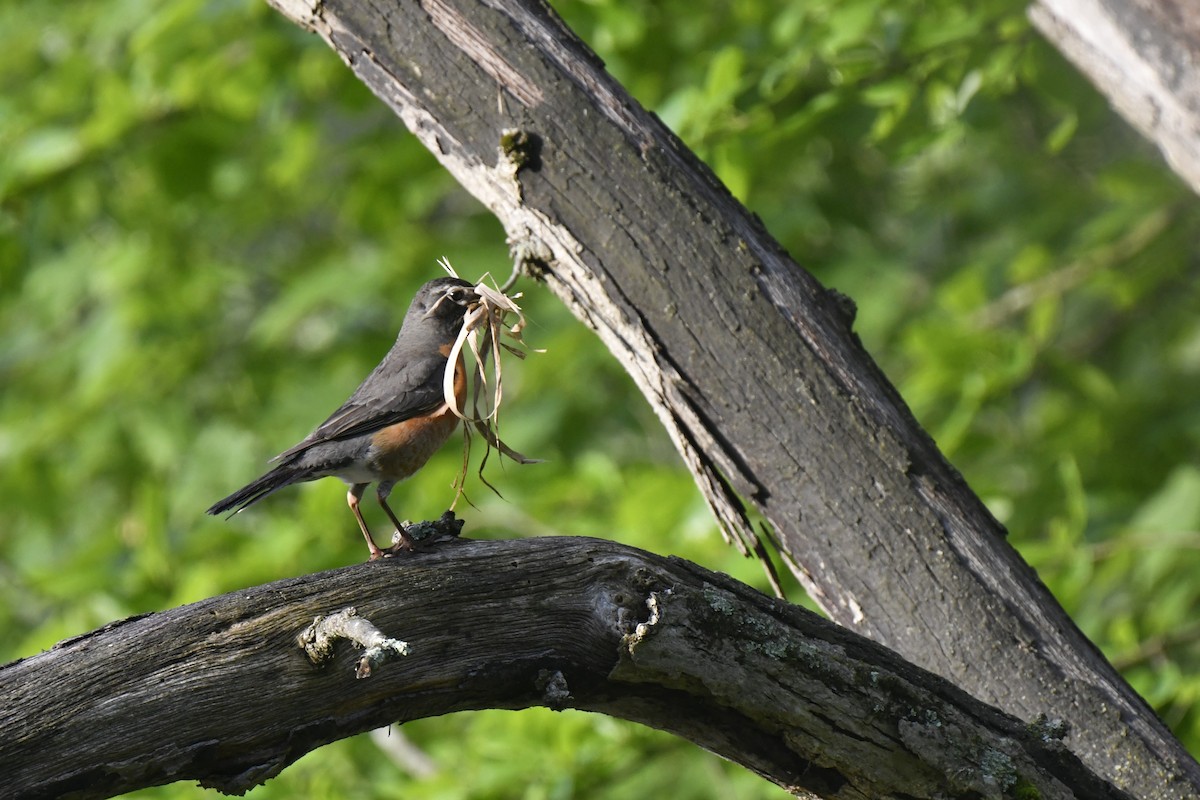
[0,536,1126,800]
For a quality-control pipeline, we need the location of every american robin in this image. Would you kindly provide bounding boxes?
[207,276,478,559]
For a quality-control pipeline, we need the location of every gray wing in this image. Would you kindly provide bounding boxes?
[272,354,449,461]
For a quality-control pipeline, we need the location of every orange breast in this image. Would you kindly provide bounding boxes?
[369,355,466,482]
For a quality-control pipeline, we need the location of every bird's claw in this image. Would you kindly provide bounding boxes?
[373,511,464,559]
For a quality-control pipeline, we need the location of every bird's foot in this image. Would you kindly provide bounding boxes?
[386,527,417,555]
[382,511,464,556]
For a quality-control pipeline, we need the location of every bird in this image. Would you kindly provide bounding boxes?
[207,276,478,559]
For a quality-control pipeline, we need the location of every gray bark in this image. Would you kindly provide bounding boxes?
[0,536,1129,800]
[1029,0,1200,196]
[257,0,1200,796]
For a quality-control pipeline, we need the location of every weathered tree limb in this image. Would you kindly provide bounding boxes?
[1029,0,1200,196]
[258,0,1200,796]
[0,536,1131,800]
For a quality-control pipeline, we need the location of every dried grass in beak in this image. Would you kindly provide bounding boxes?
[437,259,541,502]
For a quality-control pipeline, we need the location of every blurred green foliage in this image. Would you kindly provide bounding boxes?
[2,0,1198,796]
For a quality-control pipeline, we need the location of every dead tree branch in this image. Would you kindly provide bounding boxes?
[0,536,1129,800]
[1029,0,1200,196]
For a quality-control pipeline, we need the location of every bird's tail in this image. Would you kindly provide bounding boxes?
[206,462,313,517]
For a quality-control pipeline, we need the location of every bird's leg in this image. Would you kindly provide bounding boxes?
[347,483,386,560]
[376,483,416,552]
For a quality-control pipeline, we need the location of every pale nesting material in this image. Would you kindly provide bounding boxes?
[437,259,540,499]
